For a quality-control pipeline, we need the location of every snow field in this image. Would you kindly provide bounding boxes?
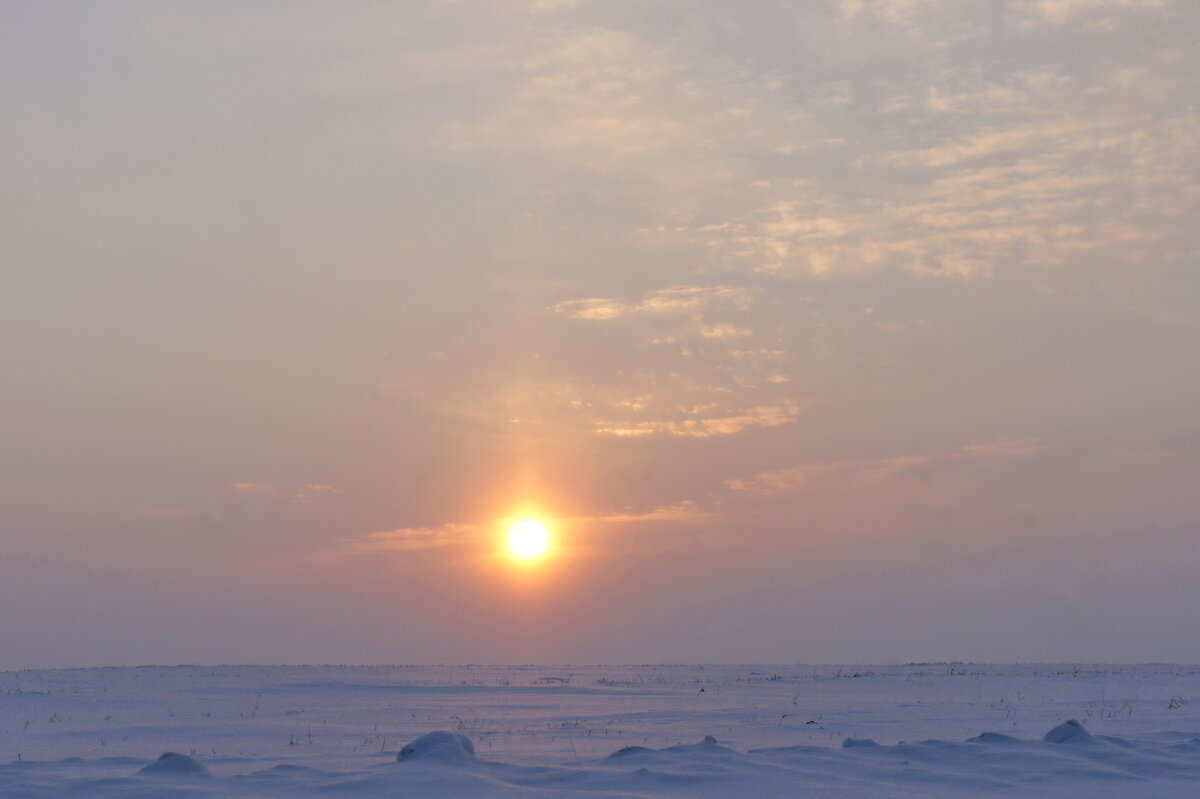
[2,664,1199,796]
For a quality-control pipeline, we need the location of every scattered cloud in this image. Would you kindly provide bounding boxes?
[538,285,796,438]
[680,50,1198,278]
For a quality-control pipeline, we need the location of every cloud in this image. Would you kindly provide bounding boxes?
[1013,0,1167,24]
[699,323,752,341]
[275,0,1193,288]
[580,501,708,524]
[725,438,1044,495]
[536,285,797,438]
[838,0,948,29]
[143,507,193,519]
[526,0,585,15]
[436,25,709,166]
[230,482,276,495]
[684,48,1199,278]
[184,0,1199,284]
[231,483,344,504]
[345,502,711,555]
[594,399,799,438]
[348,522,480,554]
[549,285,755,320]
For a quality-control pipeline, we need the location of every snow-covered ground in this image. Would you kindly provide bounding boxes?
[2,664,1199,797]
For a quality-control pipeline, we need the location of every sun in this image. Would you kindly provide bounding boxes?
[507,519,550,560]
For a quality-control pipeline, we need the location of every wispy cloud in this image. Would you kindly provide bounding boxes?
[726,438,1045,495]
[594,399,799,438]
[579,502,709,525]
[549,286,755,320]
[347,522,480,554]
[1013,0,1167,24]
[345,502,711,554]
[837,0,949,30]
[231,483,344,504]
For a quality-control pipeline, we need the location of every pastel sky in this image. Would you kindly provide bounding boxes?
[3,0,1198,669]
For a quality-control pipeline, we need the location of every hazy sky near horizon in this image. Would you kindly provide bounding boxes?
[2,0,1199,669]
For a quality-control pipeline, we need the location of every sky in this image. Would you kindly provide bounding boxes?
[2,0,1198,669]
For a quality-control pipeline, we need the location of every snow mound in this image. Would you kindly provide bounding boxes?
[611,736,729,757]
[608,745,654,759]
[663,735,732,754]
[1044,719,1094,744]
[841,737,879,748]
[137,751,210,775]
[969,731,1021,744]
[396,731,477,763]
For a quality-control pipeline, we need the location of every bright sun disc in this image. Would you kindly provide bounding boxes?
[508,519,550,559]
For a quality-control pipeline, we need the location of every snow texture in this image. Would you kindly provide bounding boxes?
[3,664,1200,797]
